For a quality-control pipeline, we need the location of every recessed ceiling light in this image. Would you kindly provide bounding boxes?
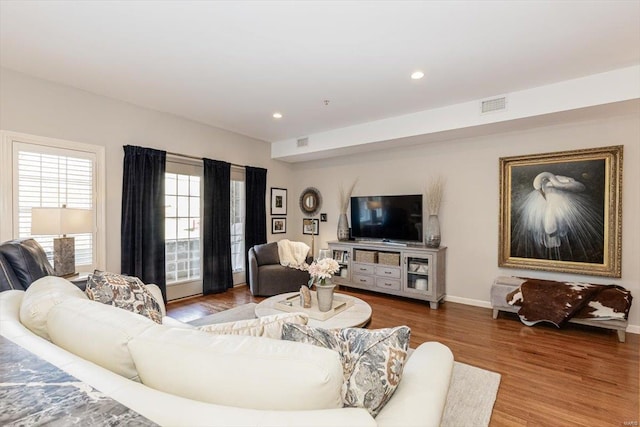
[411,71,424,80]
[272,112,283,119]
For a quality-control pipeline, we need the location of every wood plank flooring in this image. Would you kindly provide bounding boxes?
[167,285,639,427]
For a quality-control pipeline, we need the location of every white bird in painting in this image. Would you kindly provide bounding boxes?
[511,172,603,261]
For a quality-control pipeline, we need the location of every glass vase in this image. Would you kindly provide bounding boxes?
[425,215,441,248]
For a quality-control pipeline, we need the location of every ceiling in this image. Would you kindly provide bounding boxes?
[1,1,639,144]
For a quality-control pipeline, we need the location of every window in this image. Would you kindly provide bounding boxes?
[16,149,94,265]
[0,131,105,271]
[162,159,246,297]
[165,171,201,284]
[231,167,246,284]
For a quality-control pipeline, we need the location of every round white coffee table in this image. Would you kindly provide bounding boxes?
[255,291,372,328]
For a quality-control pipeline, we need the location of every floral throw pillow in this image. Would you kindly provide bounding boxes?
[85,271,162,324]
[281,323,410,417]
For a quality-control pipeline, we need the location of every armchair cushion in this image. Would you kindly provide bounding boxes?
[0,252,22,291]
[0,238,54,290]
[252,242,280,266]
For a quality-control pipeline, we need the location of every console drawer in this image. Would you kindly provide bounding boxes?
[375,266,401,279]
[376,277,401,291]
[352,263,374,275]
[352,274,374,287]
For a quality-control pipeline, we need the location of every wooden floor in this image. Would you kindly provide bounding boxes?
[167,285,639,427]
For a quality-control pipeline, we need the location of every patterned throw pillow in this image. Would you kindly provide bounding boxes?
[85,271,162,324]
[281,323,410,417]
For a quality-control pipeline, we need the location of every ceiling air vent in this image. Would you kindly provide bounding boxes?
[481,96,507,114]
[297,137,309,147]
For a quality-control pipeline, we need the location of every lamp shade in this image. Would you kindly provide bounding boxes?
[31,207,93,235]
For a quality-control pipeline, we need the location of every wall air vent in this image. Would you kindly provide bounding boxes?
[297,137,309,147]
[481,96,507,114]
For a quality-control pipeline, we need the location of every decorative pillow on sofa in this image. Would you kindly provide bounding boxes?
[85,271,162,324]
[281,323,410,417]
[197,312,308,339]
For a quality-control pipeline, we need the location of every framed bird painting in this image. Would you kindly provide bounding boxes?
[499,145,623,277]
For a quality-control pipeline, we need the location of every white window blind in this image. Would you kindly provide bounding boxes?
[17,148,94,266]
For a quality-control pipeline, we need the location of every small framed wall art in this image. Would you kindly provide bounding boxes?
[272,217,286,234]
[302,218,319,235]
[271,187,287,216]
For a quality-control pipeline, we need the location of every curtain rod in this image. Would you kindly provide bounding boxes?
[166,151,243,168]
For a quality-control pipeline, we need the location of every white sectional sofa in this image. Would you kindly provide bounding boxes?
[0,276,454,427]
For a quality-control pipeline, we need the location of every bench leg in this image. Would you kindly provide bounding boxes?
[492,308,499,319]
[617,329,626,343]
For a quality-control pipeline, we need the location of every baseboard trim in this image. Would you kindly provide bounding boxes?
[444,295,492,309]
[444,295,638,335]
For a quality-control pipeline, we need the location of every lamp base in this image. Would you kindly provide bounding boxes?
[54,236,75,277]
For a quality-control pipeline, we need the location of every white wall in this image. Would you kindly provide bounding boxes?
[2,68,638,330]
[289,113,640,329]
[0,68,295,271]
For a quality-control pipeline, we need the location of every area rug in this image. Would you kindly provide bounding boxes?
[442,362,501,427]
[187,303,258,326]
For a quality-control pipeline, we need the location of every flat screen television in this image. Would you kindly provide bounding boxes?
[350,194,423,243]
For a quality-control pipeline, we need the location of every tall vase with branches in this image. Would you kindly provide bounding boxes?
[425,176,444,248]
[337,178,358,241]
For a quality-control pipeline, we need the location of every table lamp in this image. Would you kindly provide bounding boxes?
[31,206,93,277]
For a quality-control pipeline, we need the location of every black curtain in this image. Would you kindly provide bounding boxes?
[121,145,167,302]
[244,166,267,273]
[202,159,233,294]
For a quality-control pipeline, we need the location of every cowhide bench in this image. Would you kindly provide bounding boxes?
[491,276,628,343]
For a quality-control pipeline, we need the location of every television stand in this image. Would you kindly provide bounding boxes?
[328,241,446,309]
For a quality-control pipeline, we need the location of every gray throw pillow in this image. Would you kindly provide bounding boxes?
[281,323,410,417]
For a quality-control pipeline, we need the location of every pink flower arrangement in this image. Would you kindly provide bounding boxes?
[307,258,340,287]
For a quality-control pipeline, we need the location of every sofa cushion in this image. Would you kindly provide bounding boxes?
[128,326,344,411]
[252,242,280,266]
[281,324,411,417]
[0,238,54,290]
[47,297,157,381]
[197,312,308,339]
[19,276,88,340]
[85,271,162,324]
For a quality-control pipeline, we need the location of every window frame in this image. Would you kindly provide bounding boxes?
[0,131,106,270]
[230,166,246,285]
[164,157,203,299]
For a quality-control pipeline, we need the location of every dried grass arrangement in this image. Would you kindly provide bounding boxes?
[425,176,445,215]
[339,178,358,214]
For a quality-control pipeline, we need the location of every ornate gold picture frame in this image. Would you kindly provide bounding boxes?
[499,145,623,277]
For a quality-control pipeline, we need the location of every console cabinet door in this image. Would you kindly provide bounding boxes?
[403,252,434,297]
